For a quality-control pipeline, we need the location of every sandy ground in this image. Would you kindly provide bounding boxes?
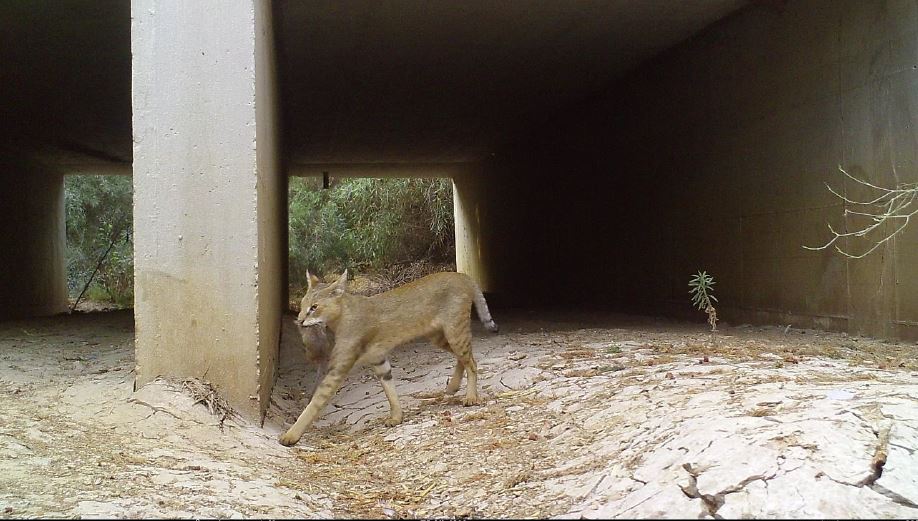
[1,309,917,519]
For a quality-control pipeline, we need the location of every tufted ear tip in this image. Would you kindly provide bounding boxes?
[306,270,320,290]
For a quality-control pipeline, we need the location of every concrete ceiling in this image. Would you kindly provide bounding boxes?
[0,0,132,167]
[277,0,748,166]
[0,1,748,171]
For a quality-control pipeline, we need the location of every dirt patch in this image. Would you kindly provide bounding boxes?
[1,310,917,518]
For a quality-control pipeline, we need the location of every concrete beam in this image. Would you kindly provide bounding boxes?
[131,0,283,418]
[276,0,747,164]
[289,162,466,179]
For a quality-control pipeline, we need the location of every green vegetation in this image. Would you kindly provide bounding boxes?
[64,175,455,308]
[65,175,134,308]
[688,270,718,332]
[288,177,454,290]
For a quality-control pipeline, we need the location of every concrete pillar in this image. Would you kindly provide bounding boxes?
[0,152,67,319]
[452,173,490,292]
[131,0,283,418]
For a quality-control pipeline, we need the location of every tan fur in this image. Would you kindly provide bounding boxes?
[296,320,330,398]
[294,271,335,397]
[280,270,497,446]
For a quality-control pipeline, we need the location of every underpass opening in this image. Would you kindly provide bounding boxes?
[286,174,457,307]
[275,171,466,426]
[64,174,134,313]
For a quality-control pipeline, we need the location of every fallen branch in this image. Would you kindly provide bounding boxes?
[70,229,123,312]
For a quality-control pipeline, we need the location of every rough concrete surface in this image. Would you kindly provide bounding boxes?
[131,0,282,417]
[1,310,916,518]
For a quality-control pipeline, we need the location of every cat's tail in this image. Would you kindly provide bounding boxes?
[471,282,499,333]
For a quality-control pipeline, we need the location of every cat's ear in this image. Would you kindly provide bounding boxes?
[306,270,321,291]
[331,269,348,295]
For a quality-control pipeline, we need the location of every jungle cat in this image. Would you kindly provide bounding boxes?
[279,270,498,446]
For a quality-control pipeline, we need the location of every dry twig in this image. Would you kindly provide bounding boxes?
[180,378,236,428]
[804,165,918,258]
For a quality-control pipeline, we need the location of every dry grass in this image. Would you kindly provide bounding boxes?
[563,369,600,378]
[461,406,503,422]
[178,377,236,427]
[628,325,917,373]
[643,354,678,366]
[361,260,456,296]
[504,469,533,489]
[558,349,597,360]
[267,383,570,518]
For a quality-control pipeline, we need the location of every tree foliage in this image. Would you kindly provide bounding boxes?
[65,175,134,307]
[288,177,455,289]
[64,175,455,306]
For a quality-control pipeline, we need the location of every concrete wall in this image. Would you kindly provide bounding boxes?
[474,0,918,340]
[0,151,68,319]
[255,0,284,414]
[132,0,283,417]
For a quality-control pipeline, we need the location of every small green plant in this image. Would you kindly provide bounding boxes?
[689,270,718,332]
